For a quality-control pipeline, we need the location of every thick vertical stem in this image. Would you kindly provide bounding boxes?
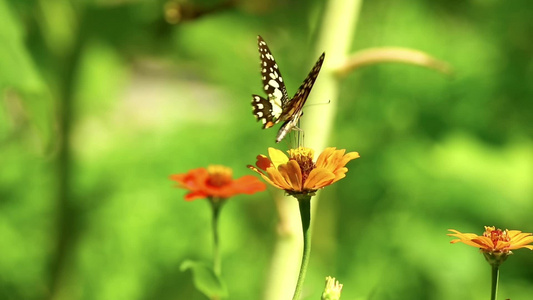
[49,9,85,300]
[262,191,302,300]
[302,0,362,152]
[490,264,499,300]
[292,196,312,300]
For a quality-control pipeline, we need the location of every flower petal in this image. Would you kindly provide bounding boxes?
[303,167,336,190]
[278,160,303,191]
[248,165,283,190]
[231,175,267,195]
[509,235,533,249]
[448,227,533,253]
[184,191,209,201]
[250,146,359,195]
[315,147,337,170]
[266,165,293,190]
[170,168,208,190]
[339,152,360,167]
[172,165,266,201]
[255,155,273,171]
[268,147,289,167]
[332,167,349,183]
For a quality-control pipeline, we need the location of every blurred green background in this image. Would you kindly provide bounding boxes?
[1,0,532,299]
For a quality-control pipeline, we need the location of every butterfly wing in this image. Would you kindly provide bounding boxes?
[275,52,325,142]
[252,36,289,128]
[252,94,277,129]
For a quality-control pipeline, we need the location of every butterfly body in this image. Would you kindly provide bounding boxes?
[252,36,325,143]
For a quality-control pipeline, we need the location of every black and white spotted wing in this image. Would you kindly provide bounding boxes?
[276,52,325,143]
[252,36,289,129]
[251,35,325,143]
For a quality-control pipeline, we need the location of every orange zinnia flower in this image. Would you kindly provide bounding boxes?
[248,147,360,196]
[170,165,266,201]
[448,226,533,254]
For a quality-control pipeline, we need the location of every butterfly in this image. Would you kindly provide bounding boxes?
[251,35,325,143]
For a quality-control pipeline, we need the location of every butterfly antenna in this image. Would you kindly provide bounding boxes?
[304,99,331,107]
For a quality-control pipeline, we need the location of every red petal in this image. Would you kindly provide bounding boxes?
[256,155,273,171]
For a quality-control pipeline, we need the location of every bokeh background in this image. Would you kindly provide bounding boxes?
[1,0,532,299]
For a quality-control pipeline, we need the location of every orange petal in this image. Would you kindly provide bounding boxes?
[509,235,533,249]
[332,167,349,183]
[232,175,267,194]
[509,231,532,242]
[170,168,210,193]
[278,160,303,192]
[339,152,360,167]
[447,230,480,240]
[248,165,280,189]
[472,237,495,250]
[303,167,336,190]
[507,230,523,239]
[248,164,266,177]
[266,165,293,190]
[327,149,345,170]
[315,147,337,170]
[184,191,208,201]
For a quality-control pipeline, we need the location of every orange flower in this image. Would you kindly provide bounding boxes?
[248,147,360,196]
[170,165,266,201]
[448,226,533,254]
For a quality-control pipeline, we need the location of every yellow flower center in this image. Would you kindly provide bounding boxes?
[287,147,315,183]
[483,226,510,249]
[207,165,233,187]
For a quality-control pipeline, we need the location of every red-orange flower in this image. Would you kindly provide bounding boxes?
[448,226,533,254]
[170,165,266,201]
[248,147,360,196]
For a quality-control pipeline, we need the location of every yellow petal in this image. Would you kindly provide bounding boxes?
[509,231,531,242]
[268,147,289,167]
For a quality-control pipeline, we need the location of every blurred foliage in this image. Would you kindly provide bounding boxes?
[0,0,532,299]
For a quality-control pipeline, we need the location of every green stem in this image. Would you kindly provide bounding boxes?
[210,198,224,277]
[49,7,86,300]
[292,195,312,300]
[490,264,499,300]
[302,0,362,151]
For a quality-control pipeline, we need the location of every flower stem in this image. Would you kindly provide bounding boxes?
[292,195,312,300]
[490,264,499,300]
[210,198,224,277]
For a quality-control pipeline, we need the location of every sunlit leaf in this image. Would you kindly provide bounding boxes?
[0,0,45,92]
[0,0,53,149]
[180,260,228,299]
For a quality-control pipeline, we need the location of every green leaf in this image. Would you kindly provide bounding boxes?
[0,0,45,92]
[180,260,228,299]
[0,0,53,149]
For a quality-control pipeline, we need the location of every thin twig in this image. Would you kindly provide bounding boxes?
[335,47,453,77]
